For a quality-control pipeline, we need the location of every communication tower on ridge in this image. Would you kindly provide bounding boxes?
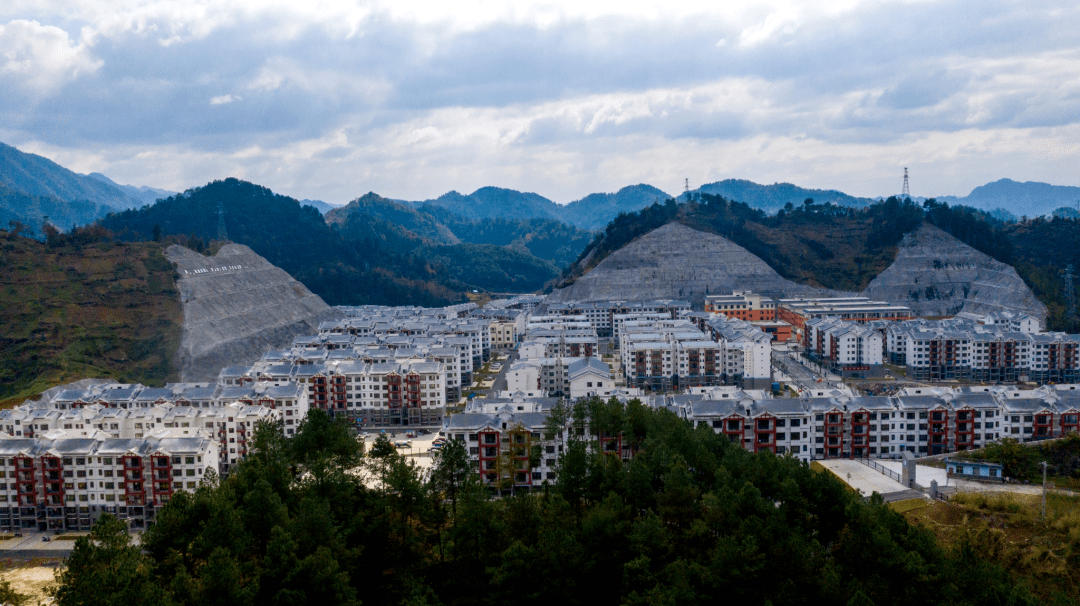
[1064,264,1077,322]
[216,201,228,241]
[901,167,910,200]
[685,178,690,195]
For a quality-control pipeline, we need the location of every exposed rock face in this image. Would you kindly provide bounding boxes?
[166,244,342,381]
[862,224,1046,320]
[549,222,847,304]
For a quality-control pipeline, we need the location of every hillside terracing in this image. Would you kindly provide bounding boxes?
[862,223,1046,320]
[166,244,341,381]
[548,222,848,303]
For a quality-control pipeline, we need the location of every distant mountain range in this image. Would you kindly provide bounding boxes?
[299,199,341,214]
[400,184,673,230]
[936,179,1080,218]
[0,142,163,234]
[4,138,1080,239]
[684,179,874,212]
[85,172,175,207]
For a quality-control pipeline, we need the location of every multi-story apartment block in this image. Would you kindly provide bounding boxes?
[443,403,558,490]
[705,316,773,389]
[804,317,885,378]
[520,328,599,358]
[676,384,1080,461]
[885,320,1080,384]
[776,296,914,341]
[704,291,778,322]
[546,300,691,337]
[0,435,218,532]
[288,360,447,427]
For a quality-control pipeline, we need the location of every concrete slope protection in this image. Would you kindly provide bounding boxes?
[549,222,1046,321]
[861,223,1046,320]
[548,222,848,304]
[166,244,342,381]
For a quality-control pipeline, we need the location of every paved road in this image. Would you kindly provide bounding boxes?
[818,459,911,497]
[774,352,843,391]
[488,350,517,394]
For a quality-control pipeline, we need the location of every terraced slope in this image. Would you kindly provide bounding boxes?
[548,222,848,303]
[167,243,342,381]
[862,224,1046,319]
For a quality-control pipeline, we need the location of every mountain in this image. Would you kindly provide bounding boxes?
[0,182,114,236]
[101,178,464,307]
[300,198,340,214]
[412,187,564,222]
[936,179,1080,218]
[555,195,1047,320]
[686,179,873,212]
[328,193,460,244]
[559,184,672,230]
[0,141,140,209]
[101,178,562,303]
[86,172,175,206]
[413,204,592,268]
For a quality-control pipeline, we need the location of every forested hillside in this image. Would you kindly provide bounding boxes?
[51,400,1036,606]
[0,142,138,209]
[0,183,114,237]
[0,225,182,405]
[101,179,561,304]
[688,179,874,212]
[418,204,593,268]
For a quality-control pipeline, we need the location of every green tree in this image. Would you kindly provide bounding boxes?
[52,513,169,606]
[431,438,472,516]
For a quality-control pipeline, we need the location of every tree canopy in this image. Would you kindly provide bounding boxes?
[51,402,1036,606]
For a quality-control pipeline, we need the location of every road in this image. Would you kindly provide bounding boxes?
[773,351,842,392]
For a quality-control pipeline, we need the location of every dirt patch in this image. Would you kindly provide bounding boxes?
[2,563,61,603]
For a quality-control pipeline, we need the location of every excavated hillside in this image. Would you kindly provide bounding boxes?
[862,223,1046,319]
[548,222,848,303]
[167,244,342,381]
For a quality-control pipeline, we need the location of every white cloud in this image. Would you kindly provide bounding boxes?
[209,94,241,105]
[0,19,101,93]
[2,0,1080,206]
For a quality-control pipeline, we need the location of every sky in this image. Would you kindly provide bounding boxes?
[1,0,1079,204]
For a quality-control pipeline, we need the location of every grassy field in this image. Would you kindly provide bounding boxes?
[905,491,1080,604]
[0,230,183,406]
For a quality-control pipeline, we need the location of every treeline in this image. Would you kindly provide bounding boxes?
[52,402,1036,606]
[101,179,561,306]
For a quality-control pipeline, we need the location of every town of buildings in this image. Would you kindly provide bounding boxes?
[4,292,1079,527]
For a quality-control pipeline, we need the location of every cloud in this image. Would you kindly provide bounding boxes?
[0,19,101,93]
[1,0,1079,206]
[209,94,241,105]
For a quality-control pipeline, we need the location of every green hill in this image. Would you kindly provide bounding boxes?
[0,225,183,405]
[688,179,874,212]
[101,179,562,303]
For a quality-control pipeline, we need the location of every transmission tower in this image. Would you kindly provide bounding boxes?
[901,167,910,200]
[684,178,690,196]
[1064,264,1077,321]
[216,201,228,241]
